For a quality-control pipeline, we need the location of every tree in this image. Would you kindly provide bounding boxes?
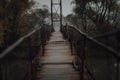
[18,6,50,36]
[65,14,81,27]
[70,0,120,51]
[72,0,120,34]
[0,0,34,50]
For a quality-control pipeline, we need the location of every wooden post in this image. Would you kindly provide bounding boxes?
[116,58,119,80]
[116,34,120,80]
[0,62,3,80]
[28,37,34,80]
[80,37,86,80]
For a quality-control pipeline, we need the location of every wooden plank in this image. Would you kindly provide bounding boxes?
[35,31,80,80]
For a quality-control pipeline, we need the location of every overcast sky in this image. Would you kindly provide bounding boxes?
[34,0,73,16]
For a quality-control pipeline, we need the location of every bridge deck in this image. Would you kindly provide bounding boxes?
[35,31,80,80]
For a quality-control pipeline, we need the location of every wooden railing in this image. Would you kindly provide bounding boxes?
[0,24,54,80]
[61,24,120,80]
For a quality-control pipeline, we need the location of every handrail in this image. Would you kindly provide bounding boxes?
[93,29,120,38]
[68,25,120,59]
[0,24,53,80]
[62,24,120,80]
[0,25,41,59]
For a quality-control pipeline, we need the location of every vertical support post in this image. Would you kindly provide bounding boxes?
[28,37,34,80]
[0,62,3,80]
[70,42,73,55]
[80,37,86,80]
[116,58,119,80]
[41,26,45,56]
[70,29,74,55]
[51,0,53,28]
[60,0,62,30]
[116,34,120,80]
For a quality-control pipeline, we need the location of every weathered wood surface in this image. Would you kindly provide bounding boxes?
[41,32,74,64]
[35,31,80,80]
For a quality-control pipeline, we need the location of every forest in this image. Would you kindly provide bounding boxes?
[0,0,50,52]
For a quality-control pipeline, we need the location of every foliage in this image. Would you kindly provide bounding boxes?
[67,0,120,52]
[0,0,34,50]
[18,7,50,36]
[65,14,81,28]
[70,0,120,34]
